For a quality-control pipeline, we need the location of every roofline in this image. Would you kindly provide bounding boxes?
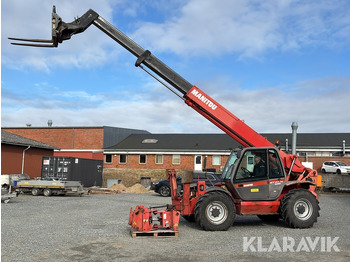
[2,126,104,129]
[55,149,104,153]
[1,126,149,132]
[2,141,58,150]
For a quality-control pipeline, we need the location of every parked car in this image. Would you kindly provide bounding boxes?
[321,161,350,174]
[152,171,222,197]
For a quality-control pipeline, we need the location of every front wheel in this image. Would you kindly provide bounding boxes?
[31,188,41,196]
[194,192,235,231]
[159,186,170,197]
[281,189,320,228]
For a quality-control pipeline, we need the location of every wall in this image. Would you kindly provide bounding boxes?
[3,127,104,149]
[1,144,54,178]
[54,151,104,160]
[104,154,230,172]
[102,154,350,187]
[298,156,350,172]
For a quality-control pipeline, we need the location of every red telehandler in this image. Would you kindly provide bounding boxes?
[10,6,320,232]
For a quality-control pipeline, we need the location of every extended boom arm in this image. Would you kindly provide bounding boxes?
[10,6,313,176]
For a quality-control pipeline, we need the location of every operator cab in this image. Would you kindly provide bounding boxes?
[222,147,285,201]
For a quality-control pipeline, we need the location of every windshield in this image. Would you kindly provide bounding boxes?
[336,162,347,166]
[222,151,239,179]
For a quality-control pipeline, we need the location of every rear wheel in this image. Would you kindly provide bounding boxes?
[43,188,52,197]
[194,192,235,231]
[281,189,320,228]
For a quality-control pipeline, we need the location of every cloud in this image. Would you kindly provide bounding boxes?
[2,0,122,72]
[132,0,350,58]
[2,75,350,133]
[3,0,350,71]
[2,0,349,134]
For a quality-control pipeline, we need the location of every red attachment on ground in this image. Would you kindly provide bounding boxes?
[129,205,180,232]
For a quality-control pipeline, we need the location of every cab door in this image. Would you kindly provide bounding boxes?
[266,149,285,200]
[232,149,270,201]
[231,148,285,201]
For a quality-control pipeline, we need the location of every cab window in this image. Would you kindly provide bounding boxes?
[234,149,268,181]
[268,149,284,179]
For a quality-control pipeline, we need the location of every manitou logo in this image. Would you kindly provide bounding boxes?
[191,89,217,110]
[243,236,340,252]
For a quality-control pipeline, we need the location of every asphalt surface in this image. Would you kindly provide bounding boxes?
[1,192,350,262]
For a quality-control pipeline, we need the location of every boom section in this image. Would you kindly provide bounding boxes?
[9,6,274,149]
[184,86,274,148]
[95,15,274,147]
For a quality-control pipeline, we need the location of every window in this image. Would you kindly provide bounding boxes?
[234,149,268,181]
[142,139,158,144]
[212,155,221,165]
[119,154,127,164]
[139,154,146,164]
[268,149,284,179]
[105,154,112,164]
[172,155,181,165]
[155,154,163,164]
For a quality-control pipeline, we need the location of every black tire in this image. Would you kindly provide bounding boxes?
[281,189,320,228]
[43,188,52,197]
[194,192,235,231]
[321,168,326,173]
[336,169,341,174]
[159,186,170,197]
[31,188,41,196]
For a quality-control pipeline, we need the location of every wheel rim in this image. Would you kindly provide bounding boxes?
[293,198,313,221]
[205,201,228,225]
[160,187,170,196]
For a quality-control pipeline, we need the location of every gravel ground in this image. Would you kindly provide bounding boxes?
[2,192,350,262]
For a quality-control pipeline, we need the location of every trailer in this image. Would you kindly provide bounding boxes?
[16,179,85,196]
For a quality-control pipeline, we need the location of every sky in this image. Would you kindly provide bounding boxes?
[1,0,350,134]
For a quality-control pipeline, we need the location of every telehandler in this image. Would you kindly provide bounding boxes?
[10,6,319,232]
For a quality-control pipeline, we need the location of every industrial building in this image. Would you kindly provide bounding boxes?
[2,127,349,184]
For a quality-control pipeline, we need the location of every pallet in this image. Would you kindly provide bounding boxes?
[130,228,179,238]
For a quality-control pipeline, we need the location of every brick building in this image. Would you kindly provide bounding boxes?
[104,134,235,171]
[104,133,350,173]
[3,126,349,186]
[1,131,57,178]
[3,126,149,160]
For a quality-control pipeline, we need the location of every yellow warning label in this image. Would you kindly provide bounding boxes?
[251,188,259,192]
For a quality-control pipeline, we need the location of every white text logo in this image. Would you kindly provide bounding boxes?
[243,236,340,252]
[191,89,217,110]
